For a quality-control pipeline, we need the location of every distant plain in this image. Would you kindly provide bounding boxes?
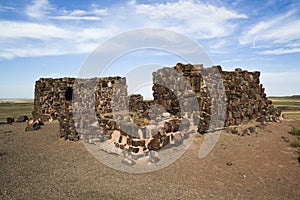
[0,99,33,121]
[0,96,300,122]
[269,96,300,120]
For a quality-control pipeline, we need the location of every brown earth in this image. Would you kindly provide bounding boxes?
[0,120,299,200]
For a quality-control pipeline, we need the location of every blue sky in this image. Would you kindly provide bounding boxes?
[0,0,299,98]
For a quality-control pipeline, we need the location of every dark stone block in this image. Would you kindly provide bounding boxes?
[17,116,29,123]
[7,117,14,124]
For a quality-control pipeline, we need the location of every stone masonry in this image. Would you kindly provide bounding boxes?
[33,63,281,155]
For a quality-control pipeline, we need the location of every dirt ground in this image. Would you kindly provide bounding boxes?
[0,120,299,200]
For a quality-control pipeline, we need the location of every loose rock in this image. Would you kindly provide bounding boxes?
[6,117,14,124]
[17,115,29,123]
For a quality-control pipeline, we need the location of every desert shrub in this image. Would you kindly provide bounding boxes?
[130,112,149,126]
[290,139,300,148]
[288,125,300,136]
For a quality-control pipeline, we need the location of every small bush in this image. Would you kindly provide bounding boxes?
[288,125,300,136]
[290,139,300,148]
[130,113,150,126]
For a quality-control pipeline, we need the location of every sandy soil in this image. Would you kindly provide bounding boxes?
[0,120,299,200]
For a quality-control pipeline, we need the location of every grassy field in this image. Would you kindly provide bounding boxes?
[0,96,299,122]
[269,96,300,120]
[0,100,33,122]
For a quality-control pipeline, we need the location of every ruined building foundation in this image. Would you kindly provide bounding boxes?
[33,63,280,156]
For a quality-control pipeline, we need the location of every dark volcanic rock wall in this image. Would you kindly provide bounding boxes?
[72,77,128,141]
[33,77,75,122]
[33,77,127,140]
[33,63,280,145]
[152,63,280,133]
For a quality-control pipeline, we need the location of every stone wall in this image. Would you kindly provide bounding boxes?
[152,63,280,133]
[72,77,128,141]
[33,77,127,141]
[33,63,280,155]
[33,77,75,122]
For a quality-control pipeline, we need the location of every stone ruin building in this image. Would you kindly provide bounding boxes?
[33,63,280,157]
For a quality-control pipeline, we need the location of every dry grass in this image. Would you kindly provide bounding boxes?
[0,99,33,122]
[269,96,300,120]
[290,139,300,148]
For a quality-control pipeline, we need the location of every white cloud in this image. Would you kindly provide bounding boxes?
[136,1,246,20]
[0,26,115,59]
[209,40,226,50]
[0,19,115,59]
[25,0,108,21]
[91,8,108,16]
[135,0,247,39]
[240,10,300,47]
[0,0,247,59]
[262,47,300,55]
[0,21,71,39]
[50,7,108,21]
[75,28,116,42]
[0,5,16,12]
[0,52,15,60]
[220,57,272,64]
[1,40,101,59]
[49,16,102,21]
[25,0,53,19]
[69,10,87,16]
[3,47,67,58]
[221,58,242,63]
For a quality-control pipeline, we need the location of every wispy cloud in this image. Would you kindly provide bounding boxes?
[0,20,115,59]
[0,0,249,59]
[220,57,272,63]
[25,0,54,19]
[50,6,108,21]
[240,9,300,55]
[262,47,300,55]
[221,58,242,63]
[0,26,114,59]
[25,0,108,21]
[0,5,17,12]
[0,21,71,39]
[135,0,247,39]
[49,15,102,21]
[209,40,227,50]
